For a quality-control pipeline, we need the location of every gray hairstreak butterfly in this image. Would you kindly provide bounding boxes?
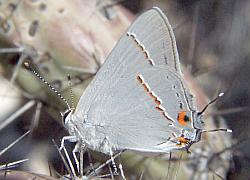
[61,6,232,157]
[24,7,232,172]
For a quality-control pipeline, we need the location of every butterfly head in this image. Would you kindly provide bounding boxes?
[61,108,75,130]
[193,110,205,130]
[177,93,227,148]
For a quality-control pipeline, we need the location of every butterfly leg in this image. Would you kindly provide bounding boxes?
[72,142,80,173]
[73,141,86,174]
[59,135,77,151]
[79,143,85,177]
[102,136,118,175]
[61,143,77,177]
[59,135,78,175]
[60,136,86,175]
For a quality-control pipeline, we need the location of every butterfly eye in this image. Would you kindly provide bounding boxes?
[61,109,72,125]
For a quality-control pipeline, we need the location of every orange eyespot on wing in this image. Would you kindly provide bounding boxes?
[177,111,190,126]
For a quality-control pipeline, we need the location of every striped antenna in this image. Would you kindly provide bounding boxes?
[198,92,224,116]
[23,61,71,110]
[67,74,75,111]
[202,128,232,133]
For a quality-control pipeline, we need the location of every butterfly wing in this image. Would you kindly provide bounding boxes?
[73,7,196,154]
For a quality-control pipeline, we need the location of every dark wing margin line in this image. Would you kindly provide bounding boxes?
[151,7,181,73]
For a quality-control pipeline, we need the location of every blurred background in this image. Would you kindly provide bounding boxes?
[0,0,249,179]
